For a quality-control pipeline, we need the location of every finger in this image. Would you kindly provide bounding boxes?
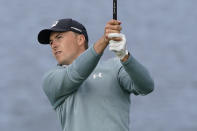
[107,19,121,25]
[107,36,122,41]
[105,25,122,31]
[106,29,121,34]
[105,35,121,42]
[111,37,122,41]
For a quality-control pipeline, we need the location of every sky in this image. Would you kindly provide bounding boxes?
[0,0,197,131]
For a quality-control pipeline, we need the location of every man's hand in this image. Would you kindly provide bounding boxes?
[104,20,122,43]
[94,19,122,54]
[108,33,128,60]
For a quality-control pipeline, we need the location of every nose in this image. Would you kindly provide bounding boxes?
[50,41,58,50]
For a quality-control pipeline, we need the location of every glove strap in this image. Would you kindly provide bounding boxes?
[117,49,128,60]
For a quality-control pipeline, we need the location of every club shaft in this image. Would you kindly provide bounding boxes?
[113,0,117,20]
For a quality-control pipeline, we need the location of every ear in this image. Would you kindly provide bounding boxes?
[77,34,86,47]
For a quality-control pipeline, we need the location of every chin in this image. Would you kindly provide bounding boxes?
[56,58,64,65]
[58,59,69,65]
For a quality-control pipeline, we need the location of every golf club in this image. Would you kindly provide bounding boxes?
[113,0,117,20]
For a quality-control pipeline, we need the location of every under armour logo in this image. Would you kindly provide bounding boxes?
[51,21,59,27]
[93,73,103,79]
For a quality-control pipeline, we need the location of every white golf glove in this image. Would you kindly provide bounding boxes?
[108,33,128,59]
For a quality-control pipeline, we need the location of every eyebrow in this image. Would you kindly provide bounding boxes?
[55,33,63,38]
[49,32,62,43]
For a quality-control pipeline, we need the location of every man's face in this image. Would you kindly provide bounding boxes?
[49,31,81,65]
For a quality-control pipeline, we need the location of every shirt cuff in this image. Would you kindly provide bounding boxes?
[90,45,103,57]
[121,53,135,66]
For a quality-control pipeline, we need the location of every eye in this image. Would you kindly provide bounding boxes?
[57,35,63,39]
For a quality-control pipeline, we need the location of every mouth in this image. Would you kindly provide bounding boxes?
[55,51,62,56]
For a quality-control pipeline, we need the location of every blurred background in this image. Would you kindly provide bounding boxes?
[0,0,196,131]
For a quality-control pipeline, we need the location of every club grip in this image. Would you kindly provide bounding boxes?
[113,0,117,20]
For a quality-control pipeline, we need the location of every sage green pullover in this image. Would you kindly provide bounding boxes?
[42,46,154,131]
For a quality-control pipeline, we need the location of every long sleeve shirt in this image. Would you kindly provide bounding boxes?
[42,46,154,131]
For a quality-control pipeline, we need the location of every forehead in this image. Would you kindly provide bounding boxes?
[49,31,76,40]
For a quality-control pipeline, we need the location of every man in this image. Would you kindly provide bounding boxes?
[37,18,154,131]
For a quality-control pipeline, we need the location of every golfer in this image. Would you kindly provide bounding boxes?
[37,18,154,131]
